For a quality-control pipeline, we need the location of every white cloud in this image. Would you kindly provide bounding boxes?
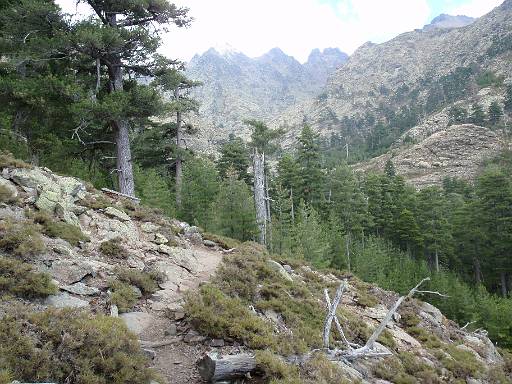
[54,0,503,63]
[445,0,503,17]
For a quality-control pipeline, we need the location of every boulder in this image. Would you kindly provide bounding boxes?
[60,282,99,296]
[266,260,293,282]
[104,206,131,222]
[153,233,169,245]
[0,176,18,202]
[45,292,89,309]
[203,240,216,247]
[119,312,155,335]
[50,260,94,284]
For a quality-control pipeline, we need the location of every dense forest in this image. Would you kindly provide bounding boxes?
[1,0,512,351]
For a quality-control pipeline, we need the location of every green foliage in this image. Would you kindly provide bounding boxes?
[0,308,156,383]
[30,210,89,246]
[296,125,325,208]
[0,185,15,203]
[0,256,57,298]
[505,84,512,113]
[488,101,504,126]
[448,105,468,125]
[185,284,276,349]
[180,158,220,228]
[115,267,164,295]
[210,172,257,242]
[475,71,504,88]
[109,281,139,313]
[99,237,126,258]
[469,103,486,125]
[134,166,175,217]
[217,135,251,184]
[0,219,45,257]
[439,344,484,379]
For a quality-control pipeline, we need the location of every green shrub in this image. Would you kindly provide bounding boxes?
[115,267,164,295]
[255,350,299,381]
[441,344,484,379]
[0,150,30,169]
[0,219,45,257]
[31,210,89,246]
[109,281,139,313]
[202,232,241,250]
[0,308,156,383]
[99,237,126,258]
[301,353,352,384]
[185,284,276,350]
[0,257,57,298]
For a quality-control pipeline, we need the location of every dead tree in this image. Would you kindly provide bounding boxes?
[197,353,257,382]
[324,277,447,360]
[253,149,267,245]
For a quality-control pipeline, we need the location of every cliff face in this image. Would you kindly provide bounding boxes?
[184,47,347,152]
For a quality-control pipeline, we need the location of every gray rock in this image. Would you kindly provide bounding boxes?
[104,206,131,221]
[174,311,186,321]
[210,338,225,347]
[120,312,154,335]
[165,323,177,336]
[142,348,156,360]
[203,239,216,247]
[131,285,142,298]
[45,292,89,309]
[110,304,119,317]
[266,259,293,282]
[283,264,293,273]
[140,222,160,233]
[50,260,94,284]
[152,233,169,245]
[60,282,99,296]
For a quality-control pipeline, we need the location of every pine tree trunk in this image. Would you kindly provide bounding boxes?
[107,13,135,197]
[253,149,266,245]
[175,108,183,208]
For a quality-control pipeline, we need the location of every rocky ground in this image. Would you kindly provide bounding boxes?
[1,160,510,383]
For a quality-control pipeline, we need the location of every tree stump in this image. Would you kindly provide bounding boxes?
[197,353,256,382]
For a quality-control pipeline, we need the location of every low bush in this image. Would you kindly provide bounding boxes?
[109,280,139,313]
[0,308,157,383]
[115,267,164,295]
[31,210,89,246]
[0,184,16,203]
[99,237,126,258]
[440,344,484,379]
[0,219,45,257]
[202,232,241,250]
[0,257,57,298]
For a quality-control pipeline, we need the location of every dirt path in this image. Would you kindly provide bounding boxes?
[137,245,224,384]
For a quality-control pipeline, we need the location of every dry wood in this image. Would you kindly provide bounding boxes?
[139,338,180,348]
[197,353,257,382]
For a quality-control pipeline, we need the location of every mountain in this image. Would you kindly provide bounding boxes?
[422,14,475,31]
[271,1,512,185]
[185,47,347,152]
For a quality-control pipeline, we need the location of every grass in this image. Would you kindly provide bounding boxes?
[31,210,89,246]
[0,257,57,299]
[109,281,139,313]
[202,232,241,249]
[0,307,157,383]
[0,184,16,203]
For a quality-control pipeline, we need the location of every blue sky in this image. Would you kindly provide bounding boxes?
[57,0,503,63]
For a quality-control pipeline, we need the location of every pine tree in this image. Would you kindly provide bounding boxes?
[448,105,468,125]
[211,171,258,241]
[134,166,175,216]
[297,125,325,209]
[217,135,251,184]
[384,159,396,177]
[394,208,423,255]
[73,0,191,196]
[180,158,220,228]
[488,101,503,127]
[469,103,486,126]
[293,202,329,267]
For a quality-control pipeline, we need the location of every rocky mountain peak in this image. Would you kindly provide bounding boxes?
[423,13,475,31]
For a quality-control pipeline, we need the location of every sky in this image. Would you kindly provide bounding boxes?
[56,0,503,63]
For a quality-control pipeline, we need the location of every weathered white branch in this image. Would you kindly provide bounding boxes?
[323,280,348,349]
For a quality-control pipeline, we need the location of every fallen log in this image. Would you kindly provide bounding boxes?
[197,353,257,382]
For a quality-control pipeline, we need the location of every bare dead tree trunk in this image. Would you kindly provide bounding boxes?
[198,353,257,382]
[345,232,351,273]
[265,172,272,251]
[434,247,439,273]
[175,106,183,208]
[253,149,267,245]
[290,187,295,224]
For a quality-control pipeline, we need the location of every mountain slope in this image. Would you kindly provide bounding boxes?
[271,2,511,185]
[185,47,347,152]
